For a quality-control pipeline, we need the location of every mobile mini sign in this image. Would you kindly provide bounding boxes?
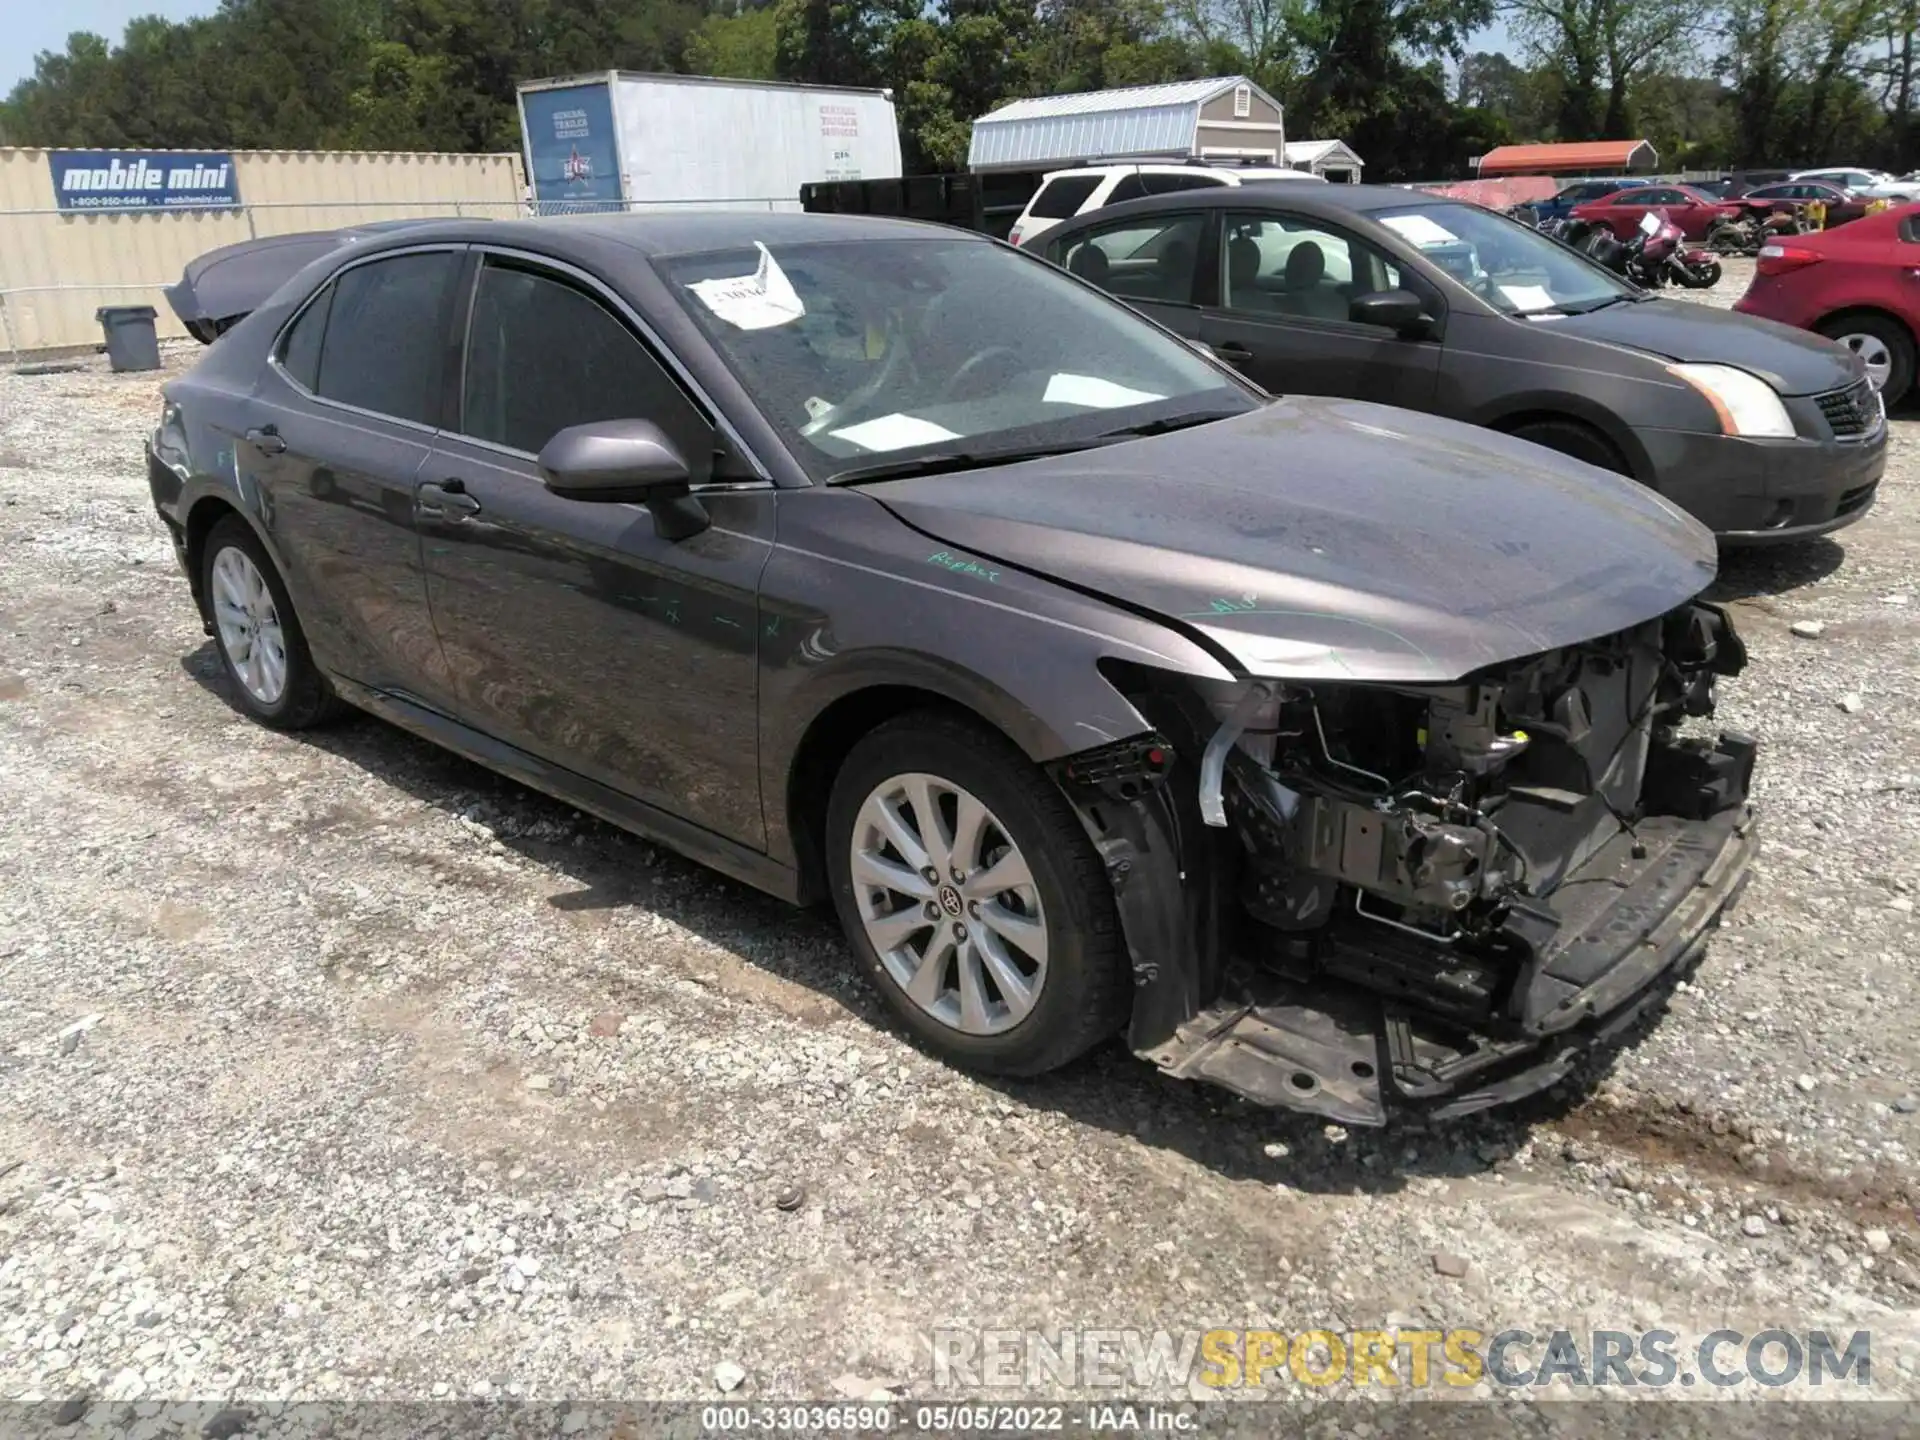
[49,152,241,212]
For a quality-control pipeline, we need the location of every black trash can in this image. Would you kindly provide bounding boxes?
[96,305,161,373]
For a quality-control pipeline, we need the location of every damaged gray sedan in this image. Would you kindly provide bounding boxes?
[145,212,1755,1124]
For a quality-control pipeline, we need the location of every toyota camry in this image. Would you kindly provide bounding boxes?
[146,212,1757,1124]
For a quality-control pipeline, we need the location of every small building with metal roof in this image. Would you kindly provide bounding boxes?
[967,77,1286,173]
[1474,140,1658,178]
[1283,139,1363,183]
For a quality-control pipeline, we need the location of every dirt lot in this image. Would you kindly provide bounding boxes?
[3,260,1919,1410]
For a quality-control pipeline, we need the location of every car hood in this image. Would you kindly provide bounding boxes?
[1552,297,1858,395]
[872,399,1717,685]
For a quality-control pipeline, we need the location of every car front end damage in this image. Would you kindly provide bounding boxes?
[1054,600,1755,1125]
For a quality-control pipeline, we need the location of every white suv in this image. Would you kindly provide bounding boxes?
[1008,162,1325,247]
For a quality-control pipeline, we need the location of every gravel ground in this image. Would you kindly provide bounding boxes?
[3,260,1918,1412]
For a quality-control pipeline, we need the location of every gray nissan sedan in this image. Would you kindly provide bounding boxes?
[1040,184,1886,542]
[147,212,1756,1124]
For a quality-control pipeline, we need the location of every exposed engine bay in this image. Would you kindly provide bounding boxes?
[1063,600,1758,1125]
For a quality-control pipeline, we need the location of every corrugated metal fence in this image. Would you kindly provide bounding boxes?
[0,148,527,355]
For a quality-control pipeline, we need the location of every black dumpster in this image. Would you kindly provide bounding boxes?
[96,305,161,372]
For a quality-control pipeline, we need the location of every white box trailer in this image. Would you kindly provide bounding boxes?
[517,72,902,214]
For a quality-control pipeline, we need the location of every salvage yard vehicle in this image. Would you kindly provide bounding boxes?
[1734,204,1920,407]
[1568,183,1743,241]
[1042,184,1887,540]
[1791,167,1920,204]
[149,211,1759,1124]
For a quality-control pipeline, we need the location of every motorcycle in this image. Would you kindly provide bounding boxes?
[1707,204,1808,256]
[1663,230,1722,289]
[1558,211,1719,290]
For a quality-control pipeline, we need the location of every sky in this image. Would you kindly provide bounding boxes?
[1,1,1518,100]
[3,0,220,92]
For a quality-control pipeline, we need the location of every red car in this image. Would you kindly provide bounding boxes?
[1734,203,1920,407]
[1568,183,1744,240]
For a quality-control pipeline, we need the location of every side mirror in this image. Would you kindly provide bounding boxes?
[537,419,710,540]
[1348,289,1432,337]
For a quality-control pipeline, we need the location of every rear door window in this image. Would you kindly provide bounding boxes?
[1028,175,1103,219]
[313,251,458,427]
[459,258,706,463]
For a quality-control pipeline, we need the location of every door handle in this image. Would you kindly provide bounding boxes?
[1211,343,1255,363]
[244,425,286,456]
[417,479,481,517]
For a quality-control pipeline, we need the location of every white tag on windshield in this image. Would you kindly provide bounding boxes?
[689,242,806,330]
[1043,374,1166,409]
[830,414,960,452]
[1497,284,1556,313]
[1379,214,1460,248]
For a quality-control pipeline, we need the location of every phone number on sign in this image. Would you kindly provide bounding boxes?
[701,1406,1075,1432]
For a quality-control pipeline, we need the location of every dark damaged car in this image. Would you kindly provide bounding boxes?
[145,213,1757,1124]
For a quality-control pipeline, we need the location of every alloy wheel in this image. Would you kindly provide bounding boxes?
[849,772,1049,1035]
[1836,331,1894,392]
[210,545,289,705]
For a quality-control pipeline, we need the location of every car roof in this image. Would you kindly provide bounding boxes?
[341,209,975,265]
[1041,162,1300,179]
[1036,181,1463,234]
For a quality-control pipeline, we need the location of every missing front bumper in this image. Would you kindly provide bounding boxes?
[1143,803,1757,1126]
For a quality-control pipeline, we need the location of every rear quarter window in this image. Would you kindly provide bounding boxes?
[1028,175,1103,219]
[277,286,332,391]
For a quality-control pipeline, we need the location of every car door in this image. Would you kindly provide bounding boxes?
[244,246,463,700]
[1049,209,1209,341]
[1194,209,1442,410]
[419,251,774,847]
[1601,187,1679,238]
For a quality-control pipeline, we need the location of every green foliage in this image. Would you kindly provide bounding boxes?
[688,7,781,79]
[1,0,1911,179]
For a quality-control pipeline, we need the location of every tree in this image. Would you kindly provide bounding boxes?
[1500,0,1692,139]
[689,6,781,79]
[1456,48,1558,137]
[1287,0,1493,179]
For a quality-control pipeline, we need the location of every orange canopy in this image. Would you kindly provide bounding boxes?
[1475,140,1658,177]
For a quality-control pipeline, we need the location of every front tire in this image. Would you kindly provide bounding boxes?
[201,515,344,730]
[825,712,1128,1077]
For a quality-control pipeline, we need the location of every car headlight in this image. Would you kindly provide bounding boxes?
[1667,363,1796,438]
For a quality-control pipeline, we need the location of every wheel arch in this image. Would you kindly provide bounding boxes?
[1814,304,1917,346]
[779,677,1062,908]
[183,494,252,624]
[1486,404,1645,480]
[772,645,1161,906]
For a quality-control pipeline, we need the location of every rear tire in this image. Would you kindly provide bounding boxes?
[201,515,345,730]
[1508,418,1631,476]
[825,711,1128,1077]
[1817,314,1915,409]
[1676,259,1721,288]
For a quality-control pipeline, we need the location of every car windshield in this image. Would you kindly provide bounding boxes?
[656,237,1256,480]
[1374,202,1637,317]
